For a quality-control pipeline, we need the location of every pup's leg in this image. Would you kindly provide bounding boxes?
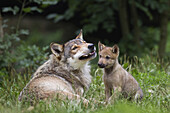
[107,87,122,104]
[110,87,122,103]
[105,87,112,103]
[113,86,122,98]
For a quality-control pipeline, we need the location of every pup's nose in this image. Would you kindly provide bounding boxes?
[88,44,94,50]
[98,63,105,68]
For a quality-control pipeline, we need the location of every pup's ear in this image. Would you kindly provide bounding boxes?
[112,44,119,55]
[98,41,105,51]
[50,43,63,58]
[76,29,83,40]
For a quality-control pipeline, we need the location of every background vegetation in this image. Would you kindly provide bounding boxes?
[0,0,169,113]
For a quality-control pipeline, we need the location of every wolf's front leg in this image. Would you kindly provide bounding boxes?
[134,88,143,101]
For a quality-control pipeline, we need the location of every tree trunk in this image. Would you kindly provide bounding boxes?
[0,11,4,40]
[130,0,140,46]
[118,0,130,38]
[158,10,168,58]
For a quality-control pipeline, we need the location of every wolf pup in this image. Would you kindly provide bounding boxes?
[18,30,96,105]
[98,42,143,103]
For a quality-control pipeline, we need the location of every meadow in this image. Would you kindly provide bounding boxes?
[0,54,169,113]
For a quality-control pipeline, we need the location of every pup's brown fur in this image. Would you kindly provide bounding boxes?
[18,30,96,105]
[98,42,143,103]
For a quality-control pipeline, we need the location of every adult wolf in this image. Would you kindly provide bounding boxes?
[19,30,96,105]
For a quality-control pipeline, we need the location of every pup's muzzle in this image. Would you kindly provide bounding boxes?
[98,63,106,68]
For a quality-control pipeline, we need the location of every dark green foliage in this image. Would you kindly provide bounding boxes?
[2,0,170,57]
[14,44,49,70]
[2,6,20,15]
[0,32,49,71]
[118,27,160,57]
[26,29,63,47]
[0,32,21,68]
[144,0,170,13]
[48,0,117,33]
[45,0,170,57]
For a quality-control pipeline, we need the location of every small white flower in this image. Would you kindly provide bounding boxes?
[148,89,154,93]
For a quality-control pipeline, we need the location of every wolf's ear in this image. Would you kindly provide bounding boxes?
[76,29,83,40]
[112,44,119,55]
[98,41,105,51]
[50,43,63,58]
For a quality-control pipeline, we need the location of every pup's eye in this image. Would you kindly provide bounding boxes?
[99,55,102,58]
[72,46,78,50]
[106,56,110,59]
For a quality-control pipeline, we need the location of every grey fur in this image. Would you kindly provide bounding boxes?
[19,36,95,104]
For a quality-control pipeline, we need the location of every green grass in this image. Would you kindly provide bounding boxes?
[0,55,169,113]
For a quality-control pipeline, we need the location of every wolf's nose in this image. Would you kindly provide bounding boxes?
[88,44,94,50]
[98,63,105,68]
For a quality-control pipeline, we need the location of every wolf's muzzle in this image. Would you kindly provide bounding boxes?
[79,43,96,60]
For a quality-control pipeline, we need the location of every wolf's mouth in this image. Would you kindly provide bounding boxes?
[79,51,96,60]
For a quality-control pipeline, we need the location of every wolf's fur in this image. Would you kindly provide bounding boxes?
[98,42,143,103]
[18,30,96,105]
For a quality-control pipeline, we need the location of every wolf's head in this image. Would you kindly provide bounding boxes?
[98,42,119,68]
[50,30,96,69]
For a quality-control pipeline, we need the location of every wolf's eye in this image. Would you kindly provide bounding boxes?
[106,56,110,59]
[72,46,78,50]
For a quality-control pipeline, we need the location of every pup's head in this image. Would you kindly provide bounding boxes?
[98,41,119,68]
[50,30,96,69]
